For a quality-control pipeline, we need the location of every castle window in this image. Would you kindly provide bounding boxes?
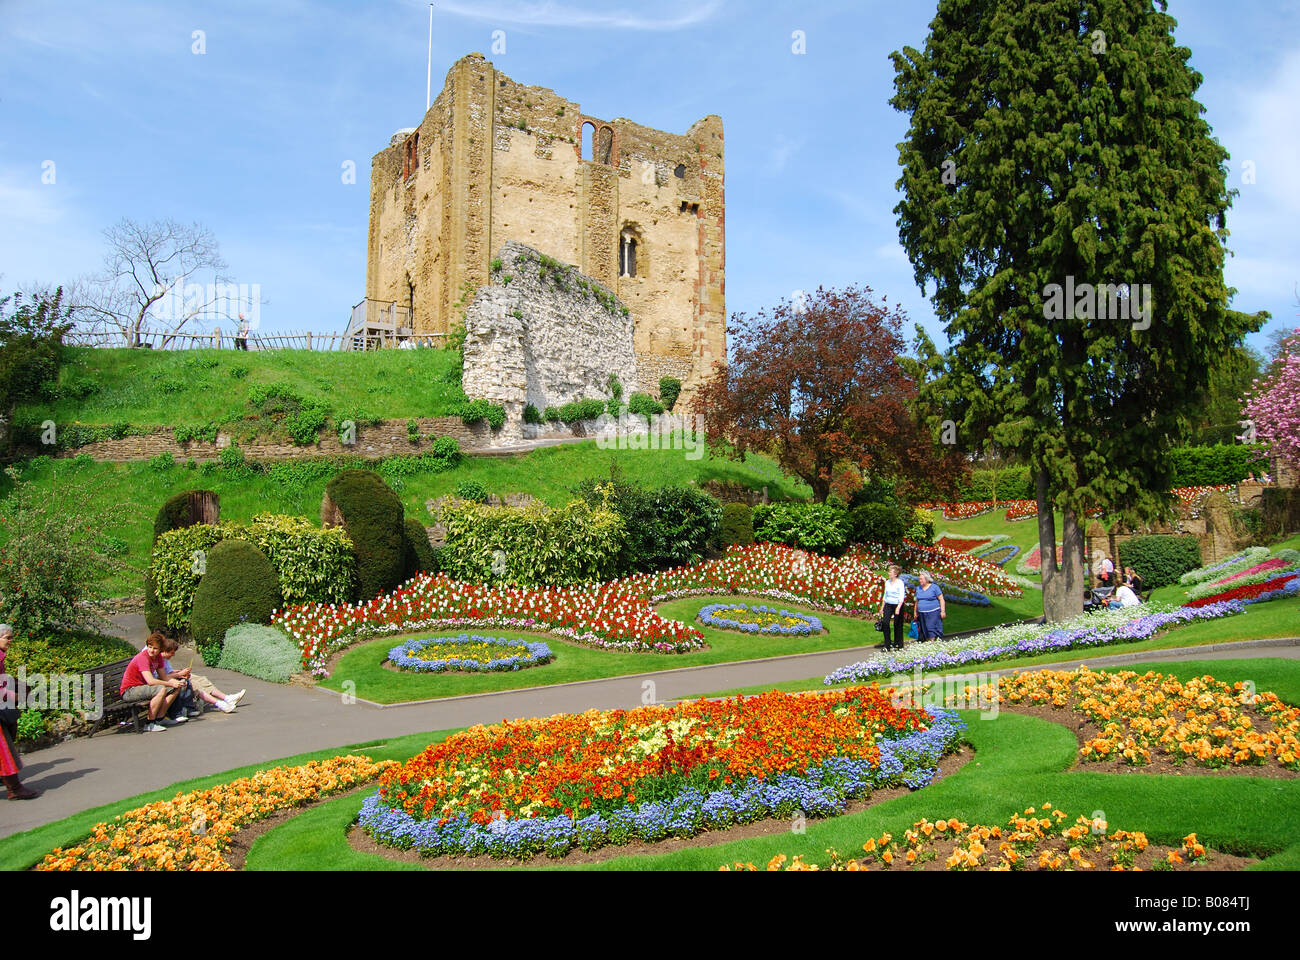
[581,122,596,162]
[680,201,700,215]
[403,132,420,180]
[620,225,644,279]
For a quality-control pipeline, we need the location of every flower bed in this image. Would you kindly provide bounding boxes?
[1003,500,1038,522]
[992,667,1300,771]
[823,602,1245,686]
[1179,548,1271,586]
[1185,572,1300,608]
[1017,543,1063,575]
[37,756,394,871]
[357,690,965,860]
[974,543,1020,567]
[853,541,1023,598]
[721,805,1216,871]
[387,634,554,673]
[277,544,892,675]
[697,603,824,636]
[934,536,991,553]
[1172,484,1238,519]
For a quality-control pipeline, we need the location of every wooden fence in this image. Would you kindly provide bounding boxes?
[65,329,452,351]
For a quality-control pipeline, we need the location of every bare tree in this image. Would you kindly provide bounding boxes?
[66,218,237,347]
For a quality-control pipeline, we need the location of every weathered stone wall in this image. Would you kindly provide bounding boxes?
[367,53,724,408]
[49,418,500,462]
[462,241,639,420]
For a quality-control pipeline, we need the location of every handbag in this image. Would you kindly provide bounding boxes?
[873,616,886,633]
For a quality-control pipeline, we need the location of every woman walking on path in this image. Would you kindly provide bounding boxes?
[878,564,908,652]
[913,571,946,641]
[0,624,39,800]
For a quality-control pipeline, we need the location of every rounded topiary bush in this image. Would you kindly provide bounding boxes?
[190,540,283,649]
[323,469,405,601]
[718,502,754,548]
[217,623,301,683]
[403,517,437,578]
[143,570,168,634]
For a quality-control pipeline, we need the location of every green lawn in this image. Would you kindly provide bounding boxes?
[692,599,1300,700]
[8,656,1298,872]
[15,346,467,430]
[317,592,1039,704]
[3,443,810,595]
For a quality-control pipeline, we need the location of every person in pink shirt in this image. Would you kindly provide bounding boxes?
[119,633,186,732]
[0,624,38,799]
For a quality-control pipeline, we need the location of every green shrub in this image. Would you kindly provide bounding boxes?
[324,469,406,601]
[244,383,331,445]
[955,466,1034,502]
[217,623,301,683]
[558,398,605,423]
[460,398,506,430]
[544,406,562,423]
[659,377,682,412]
[627,392,664,420]
[406,418,421,444]
[905,508,937,545]
[1117,535,1203,589]
[229,364,250,379]
[752,502,849,555]
[402,517,437,578]
[150,525,226,630]
[717,502,754,548]
[456,479,489,503]
[524,403,543,425]
[147,452,175,472]
[428,435,462,469]
[4,628,134,676]
[576,480,722,573]
[238,514,355,606]
[441,499,625,586]
[1168,445,1270,486]
[189,540,283,649]
[848,502,909,547]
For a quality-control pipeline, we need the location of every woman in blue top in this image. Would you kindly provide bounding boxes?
[877,564,907,651]
[913,570,946,641]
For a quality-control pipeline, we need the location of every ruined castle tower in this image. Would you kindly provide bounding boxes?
[365,53,726,398]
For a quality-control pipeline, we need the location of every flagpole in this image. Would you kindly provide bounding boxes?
[426,3,433,111]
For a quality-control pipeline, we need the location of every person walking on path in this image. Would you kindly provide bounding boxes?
[0,624,38,800]
[878,564,908,652]
[913,571,946,641]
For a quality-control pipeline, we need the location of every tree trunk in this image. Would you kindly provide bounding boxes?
[1038,469,1086,622]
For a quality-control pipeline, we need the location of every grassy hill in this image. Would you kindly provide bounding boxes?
[13,346,468,433]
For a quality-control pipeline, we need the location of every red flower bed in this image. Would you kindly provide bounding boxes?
[1185,573,1300,608]
[935,537,990,553]
[1003,500,1037,521]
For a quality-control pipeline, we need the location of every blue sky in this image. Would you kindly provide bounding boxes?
[2,0,1297,353]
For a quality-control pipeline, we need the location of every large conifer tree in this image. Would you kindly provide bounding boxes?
[891,0,1260,619]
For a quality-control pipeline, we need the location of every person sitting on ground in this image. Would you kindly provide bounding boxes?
[0,624,38,800]
[1125,566,1146,597]
[913,570,946,641]
[120,633,187,732]
[158,637,244,714]
[1108,583,1142,610]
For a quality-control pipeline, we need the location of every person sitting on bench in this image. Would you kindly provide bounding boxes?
[120,633,187,732]
[158,636,243,714]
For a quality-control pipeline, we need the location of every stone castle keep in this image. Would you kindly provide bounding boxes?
[365,53,726,404]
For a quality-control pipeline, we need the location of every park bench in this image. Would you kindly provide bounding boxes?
[83,657,151,737]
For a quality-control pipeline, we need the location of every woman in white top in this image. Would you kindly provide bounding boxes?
[878,564,907,652]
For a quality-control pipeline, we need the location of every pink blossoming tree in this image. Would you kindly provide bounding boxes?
[1245,327,1300,469]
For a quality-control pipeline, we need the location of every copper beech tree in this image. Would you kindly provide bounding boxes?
[693,285,965,504]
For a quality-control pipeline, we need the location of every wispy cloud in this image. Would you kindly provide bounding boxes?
[428,0,724,31]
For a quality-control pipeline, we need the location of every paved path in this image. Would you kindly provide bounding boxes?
[4,635,1298,840]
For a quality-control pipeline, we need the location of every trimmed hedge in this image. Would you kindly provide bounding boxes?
[575,480,722,574]
[718,502,754,548]
[324,470,406,602]
[403,518,437,578]
[752,502,850,555]
[190,540,283,649]
[217,623,301,683]
[848,502,908,547]
[659,377,682,412]
[1168,445,1270,486]
[1117,535,1203,590]
[441,500,625,586]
